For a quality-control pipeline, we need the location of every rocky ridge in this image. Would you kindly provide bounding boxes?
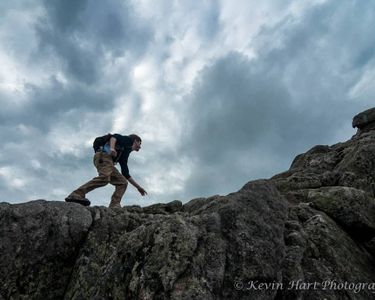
[2,108,375,299]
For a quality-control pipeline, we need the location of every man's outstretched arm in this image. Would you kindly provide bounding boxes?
[127,177,147,196]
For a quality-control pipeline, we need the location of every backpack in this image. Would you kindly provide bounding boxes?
[93,133,112,152]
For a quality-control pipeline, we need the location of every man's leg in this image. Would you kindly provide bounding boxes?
[108,169,128,208]
[67,152,114,199]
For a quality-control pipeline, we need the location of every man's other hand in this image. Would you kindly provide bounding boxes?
[137,187,147,196]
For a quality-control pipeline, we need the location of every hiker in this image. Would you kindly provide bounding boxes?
[65,133,147,208]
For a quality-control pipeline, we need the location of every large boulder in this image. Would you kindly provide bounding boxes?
[272,108,375,197]
[65,180,288,300]
[0,200,92,299]
[353,107,375,130]
[281,204,375,300]
[308,186,375,241]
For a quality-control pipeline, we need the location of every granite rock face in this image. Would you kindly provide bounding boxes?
[2,107,375,299]
[0,201,92,299]
[353,107,375,131]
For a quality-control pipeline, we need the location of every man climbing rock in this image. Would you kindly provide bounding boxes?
[65,133,147,208]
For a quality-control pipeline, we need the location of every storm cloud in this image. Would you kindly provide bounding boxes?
[178,0,375,198]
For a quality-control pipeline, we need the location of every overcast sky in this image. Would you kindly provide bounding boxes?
[0,0,374,207]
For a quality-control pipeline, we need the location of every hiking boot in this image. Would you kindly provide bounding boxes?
[65,195,91,206]
[109,202,122,209]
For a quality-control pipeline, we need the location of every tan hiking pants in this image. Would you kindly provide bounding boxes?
[71,152,128,208]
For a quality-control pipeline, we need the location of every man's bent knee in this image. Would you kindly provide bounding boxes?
[116,180,128,190]
[97,174,111,185]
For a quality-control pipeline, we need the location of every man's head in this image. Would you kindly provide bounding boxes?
[129,134,142,151]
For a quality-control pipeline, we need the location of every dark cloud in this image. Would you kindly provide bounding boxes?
[181,53,297,197]
[185,53,291,157]
[84,1,152,55]
[0,78,115,134]
[27,80,115,129]
[35,0,153,84]
[42,0,87,32]
[181,0,375,199]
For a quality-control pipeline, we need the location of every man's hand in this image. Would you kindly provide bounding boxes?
[127,177,147,196]
[137,187,147,196]
[110,148,117,157]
